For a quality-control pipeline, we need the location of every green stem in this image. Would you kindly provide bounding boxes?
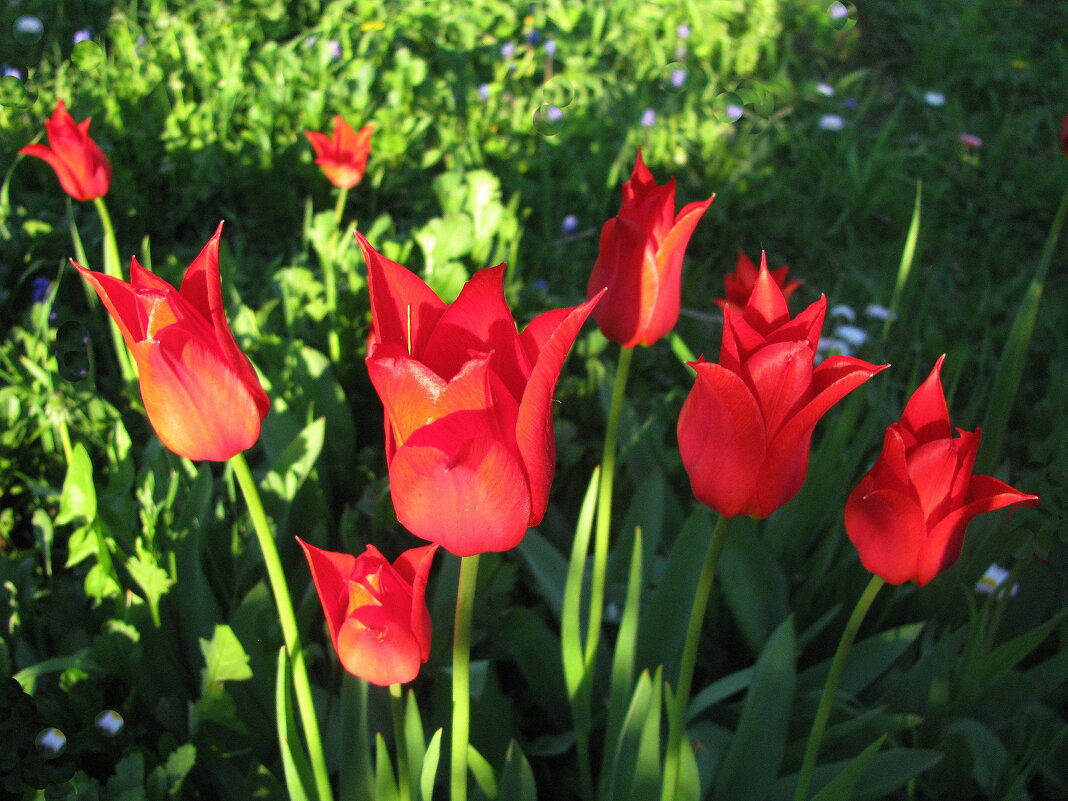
[584,344,634,663]
[451,554,481,801]
[230,452,335,801]
[88,198,137,386]
[793,574,884,801]
[661,514,730,801]
[390,684,413,801]
[323,185,348,363]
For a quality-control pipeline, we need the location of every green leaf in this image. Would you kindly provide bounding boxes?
[199,624,253,692]
[375,733,400,801]
[630,663,663,801]
[809,736,885,801]
[771,749,942,801]
[263,416,326,505]
[275,647,313,801]
[603,527,643,782]
[517,529,569,621]
[974,606,1068,692]
[419,729,443,801]
[943,717,1007,790]
[712,616,796,801]
[56,442,96,525]
[126,542,174,626]
[798,623,924,697]
[562,466,601,697]
[147,744,197,800]
[603,668,659,801]
[498,740,537,801]
[468,743,498,799]
[719,521,790,655]
[404,688,426,791]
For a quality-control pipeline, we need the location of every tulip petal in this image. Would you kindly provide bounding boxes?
[297,538,358,647]
[741,340,814,440]
[132,329,262,461]
[515,292,603,524]
[677,361,767,518]
[393,544,438,660]
[359,232,446,357]
[72,260,144,346]
[389,424,532,556]
[898,354,951,447]
[845,480,928,585]
[587,216,655,348]
[336,613,422,686]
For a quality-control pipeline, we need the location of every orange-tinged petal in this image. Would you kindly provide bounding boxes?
[845,481,928,585]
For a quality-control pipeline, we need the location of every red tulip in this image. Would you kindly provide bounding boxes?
[714,249,801,311]
[305,115,374,189]
[586,149,713,348]
[1060,111,1068,157]
[677,254,888,518]
[359,233,603,556]
[20,99,112,201]
[845,356,1038,586]
[298,539,438,686]
[74,223,269,461]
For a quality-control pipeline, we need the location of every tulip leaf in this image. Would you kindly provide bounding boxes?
[199,624,253,692]
[404,688,426,791]
[630,665,663,801]
[375,733,399,801]
[517,529,568,621]
[718,519,790,656]
[797,622,924,698]
[602,668,660,801]
[56,441,97,525]
[498,740,537,801]
[263,416,326,506]
[602,528,643,783]
[467,743,498,799]
[419,729,443,801]
[809,736,886,801]
[711,616,796,801]
[770,749,942,801]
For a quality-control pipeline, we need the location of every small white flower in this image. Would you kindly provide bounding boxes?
[975,564,1018,597]
[829,304,856,322]
[836,324,868,348]
[726,104,744,121]
[864,303,893,321]
[15,16,43,35]
[816,336,852,362]
[819,114,845,131]
[641,108,656,127]
[816,82,835,97]
[923,90,946,107]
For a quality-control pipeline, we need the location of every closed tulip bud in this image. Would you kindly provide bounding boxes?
[305,115,374,189]
[20,99,111,201]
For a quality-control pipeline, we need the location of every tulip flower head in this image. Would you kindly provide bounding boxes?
[299,539,437,686]
[678,254,888,518]
[714,249,802,312]
[586,149,713,348]
[304,115,374,189]
[359,233,603,556]
[74,223,269,461]
[845,356,1038,586]
[20,99,111,201]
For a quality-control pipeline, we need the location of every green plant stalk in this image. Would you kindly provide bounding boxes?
[451,554,481,801]
[91,197,137,385]
[978,178,1068,474]
[391,684,413,801]
[585,344,634,664]
[323,185,349,364]
[882,179,922,342]
[793,573,885,801]
[660,514,730,801]
[230,452,335,801]
[340,674,374,801]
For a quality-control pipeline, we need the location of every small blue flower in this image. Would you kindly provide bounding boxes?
[327,40,341,60]
[641,108,656,127]
[3,66,23,79]
[478,83,490,101]
[73,28,93,44]
[545,105,563,122]
[544,39,556,56]
[677,24,691,39]
[501,42,515,59]
[526,29,542,45]
[671,68,686,88]
[32,276,51,304]
[842,97,858,109]
[533,279,550,292]
[561,214,579,235]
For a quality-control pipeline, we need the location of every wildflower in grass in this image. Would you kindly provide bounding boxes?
[842,97,859,110]
[975,564,1018,597]
[32,276,51,304]
[544,39,556,56]
[72,28,93,44]
[923,90,946,107]
[3,66,22,79]
[845,356,1038,585]
[478,83,490,101]
[678,256,887,518]
[305,115,374,189]
[816,82,835,97]
[815,335,851,362]
[829,303,856,322]
[671,68,686,88]
[714,249,801,312]
[677,23,691,39]
[836,324,868,349]
[864,303,893,321]
[74,223,269,461]
[500,41,515,59]
[641,108,656,127]
[20,99,112,202]
[586,149,713,347]
[358,233,603,556]
[327,39,341,60]
[959,133,983,148]
[819,114,845,131]
[298,539,437,686]
[561,214,579,235]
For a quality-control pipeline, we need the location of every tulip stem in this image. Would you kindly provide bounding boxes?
[451,554,481,801]
[793,573,884,801]
[661,514,730,801]
[390,684,413,801]
[230,452,335,801]
[322,186,349,364]
[90,197,137,387]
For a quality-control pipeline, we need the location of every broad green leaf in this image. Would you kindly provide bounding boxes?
[404,688,426,791]
[126,543,174,626]
[56,442,96,525]
[712,617,796,801]
[517,529,569,621]
[943,717,1008,790]
[688,667,754,723]
[467,743,498,799]
[376,733,400,801]
[602,528,643,783]
[719,521,790,655]
[199,624,253,692]
[770,749,942,801]
[798,623,925,697]
[275,648,313,801]
[562,466,600,698]
[498,740,537,801]
[419,729,443,801]
[974,607,1068,692]
[809,736,885,801]
[603,668,659,801]
[630,664,663,801]
[263,416,326,505]
[147,744,196,801]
